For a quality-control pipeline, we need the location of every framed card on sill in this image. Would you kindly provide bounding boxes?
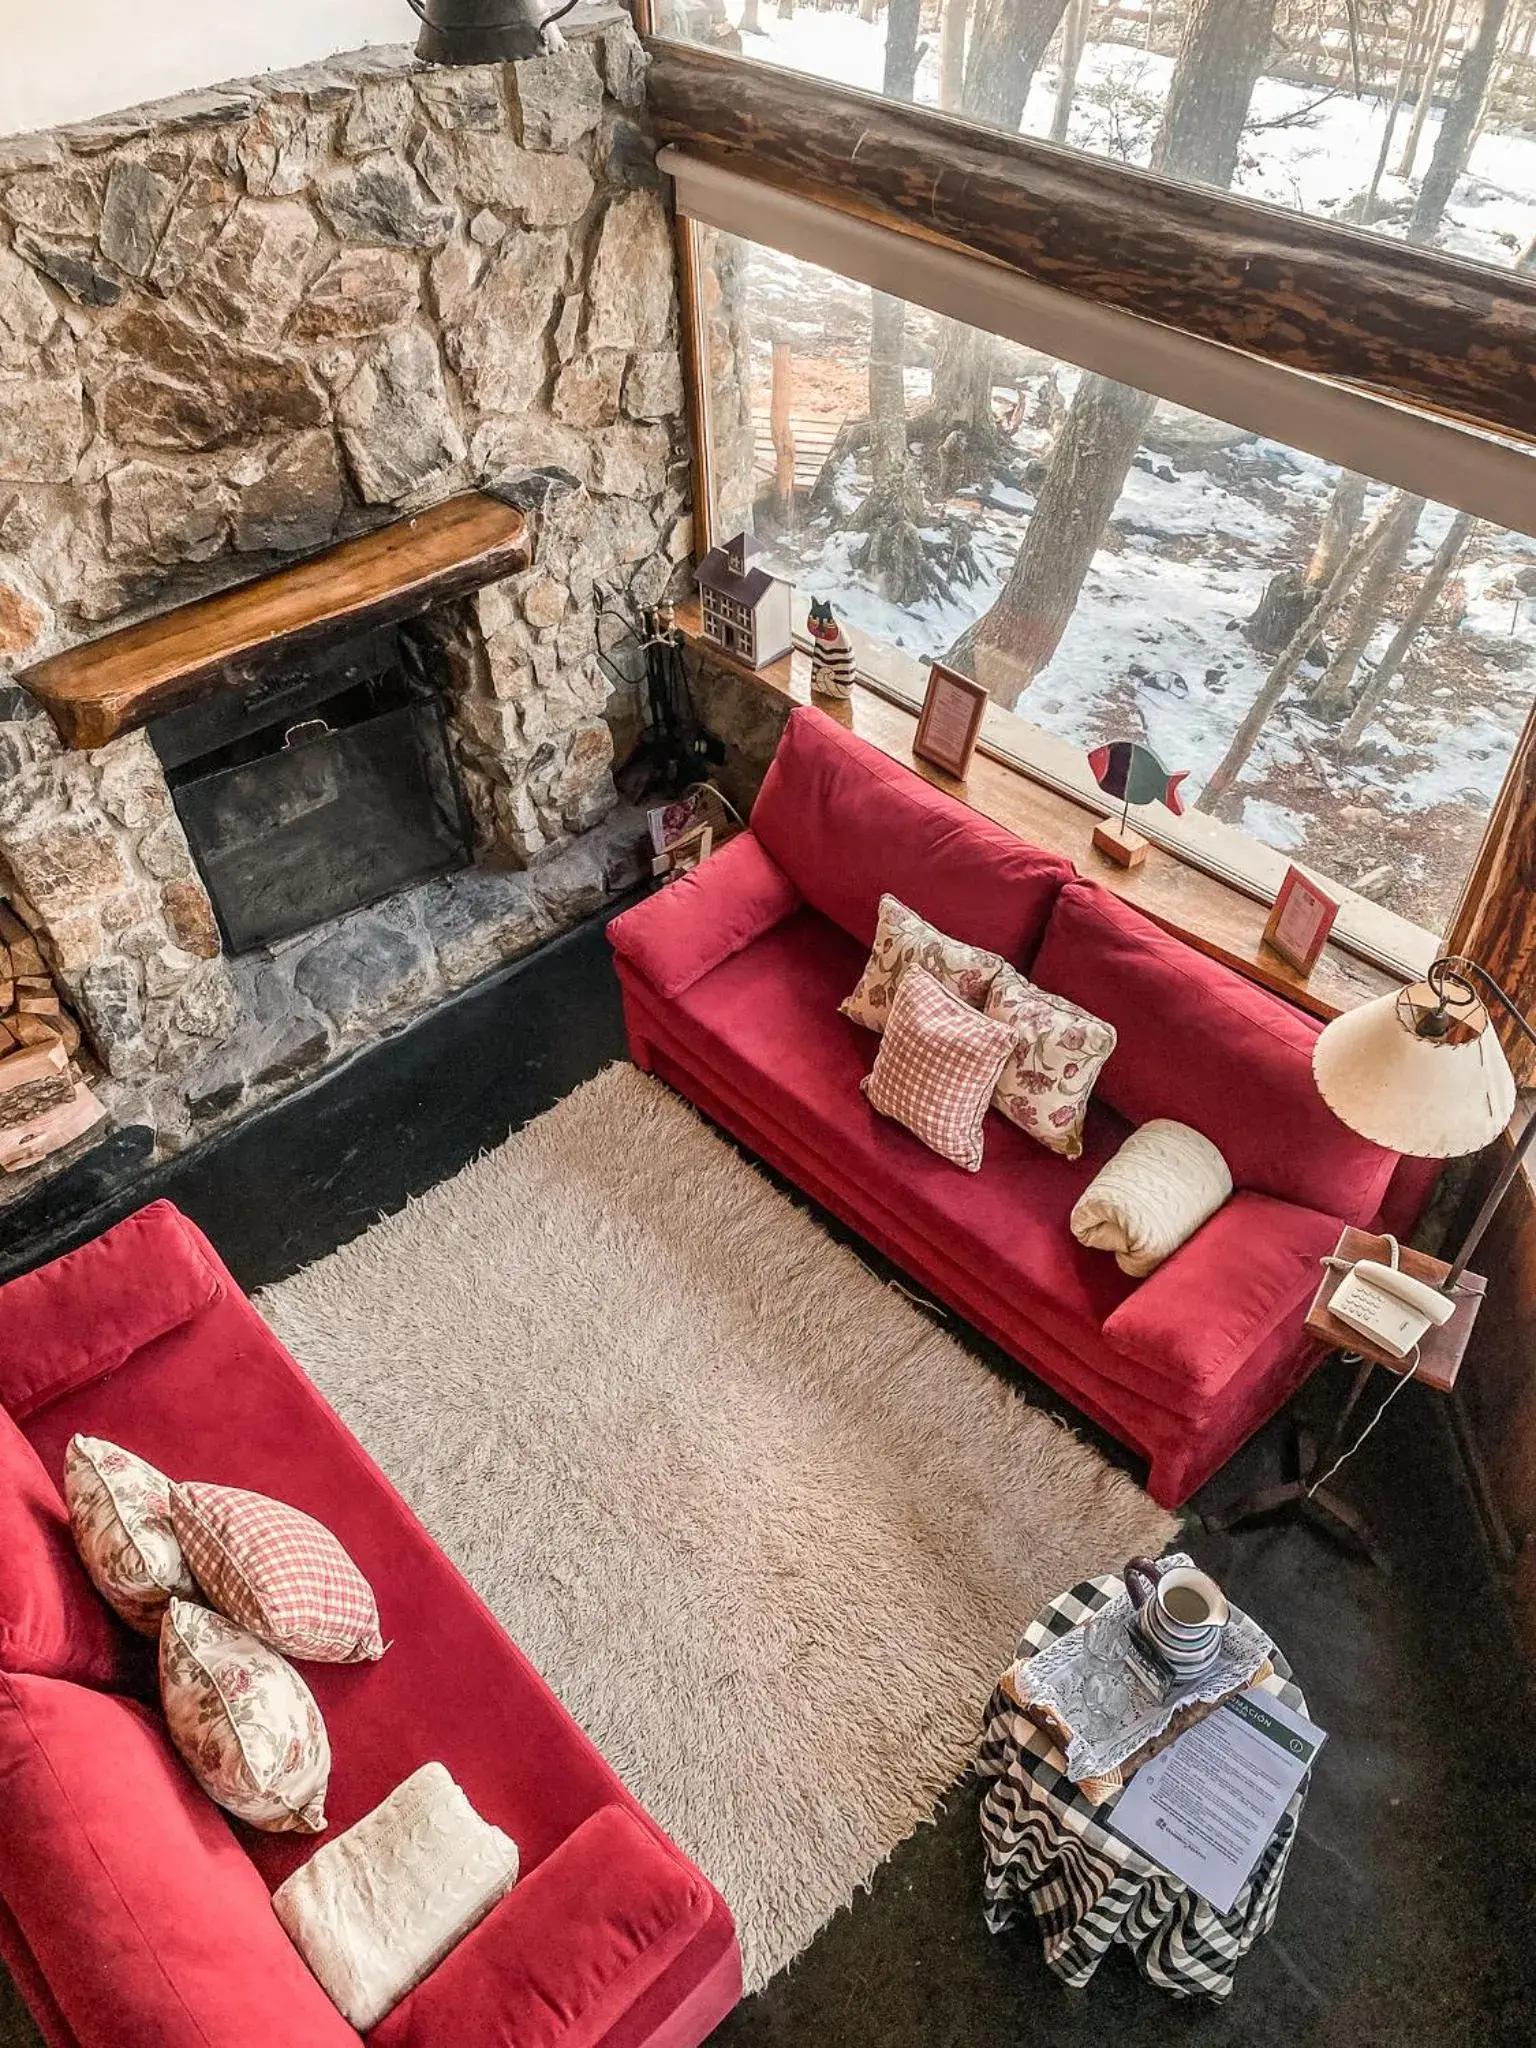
[914,663,988,781]
[1262,865,1339,975]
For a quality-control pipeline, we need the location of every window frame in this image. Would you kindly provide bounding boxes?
[664,158,1536,979]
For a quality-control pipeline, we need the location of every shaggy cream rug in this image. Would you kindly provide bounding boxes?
[259,1063,1172,1990]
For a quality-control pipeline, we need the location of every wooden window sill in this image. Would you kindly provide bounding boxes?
[677,600,1423,1021]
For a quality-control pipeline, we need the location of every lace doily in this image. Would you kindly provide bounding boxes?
[1009,1553,1275,1784]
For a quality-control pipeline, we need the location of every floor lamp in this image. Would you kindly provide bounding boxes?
[1217,958,1521,1562]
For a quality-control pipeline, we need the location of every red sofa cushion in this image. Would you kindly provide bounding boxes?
[0,1672,360,2048]
[1100,1191,1346,1409]
[750,707,1073,960]
[0,1199,224,1419]
[0,1409,142,1693]
[608,831,802,999]
[372,1805,713,2048]
[1032,880,1399,1223]
[655,910,1141,1358]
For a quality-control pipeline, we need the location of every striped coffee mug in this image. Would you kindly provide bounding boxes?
[1124,1557,1229,1679]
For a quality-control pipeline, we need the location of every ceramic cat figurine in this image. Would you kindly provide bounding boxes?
[807,600,855,701]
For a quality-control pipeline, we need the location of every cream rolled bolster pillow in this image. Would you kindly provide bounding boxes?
[1070,1119,1232,1277]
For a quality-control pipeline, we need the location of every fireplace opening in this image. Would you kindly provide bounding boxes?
[148,624,473,955]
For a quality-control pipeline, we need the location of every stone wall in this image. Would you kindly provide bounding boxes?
[0,9,685,1176]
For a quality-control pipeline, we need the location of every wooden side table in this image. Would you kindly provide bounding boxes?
[1210,1228,1485,1569]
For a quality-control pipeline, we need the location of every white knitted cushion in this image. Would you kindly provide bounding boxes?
[1070,1119,1232,1277]
[273,1762,519,2030]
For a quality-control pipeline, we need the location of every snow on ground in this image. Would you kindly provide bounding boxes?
[718,16,1536,929]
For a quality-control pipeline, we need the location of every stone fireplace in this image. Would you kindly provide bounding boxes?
[0,9,690,1207]
[150,620,474,955]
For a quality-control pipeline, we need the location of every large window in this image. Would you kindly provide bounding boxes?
[696,228,1536,959]
[665,0,1536,276]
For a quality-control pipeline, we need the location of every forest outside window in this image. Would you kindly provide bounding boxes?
[694,228,1536,960]
[659,0,1536,280]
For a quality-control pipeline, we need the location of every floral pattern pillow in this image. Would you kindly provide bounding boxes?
[160,1600,330,1834]
[842,894,1005,1034]
[64,1435,198,1637]
[984,965,1118,1160]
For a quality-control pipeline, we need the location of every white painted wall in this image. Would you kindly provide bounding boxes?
[1,0,411,137]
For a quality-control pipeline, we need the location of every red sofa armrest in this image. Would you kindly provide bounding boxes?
[0,1200,225,1419]
[606,831,803,999]
[369,1804,716,2048]
[1100,1192,1345,1402]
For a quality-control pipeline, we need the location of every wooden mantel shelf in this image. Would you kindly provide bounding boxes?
[21,492,530,751]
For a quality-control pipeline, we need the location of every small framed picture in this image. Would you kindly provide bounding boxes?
[914,663,988,781]
[1262,865,1339,975]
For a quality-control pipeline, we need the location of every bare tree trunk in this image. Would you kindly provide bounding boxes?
[770,337,796,524]
[959,0,1279,698]
[777,0,795,20]
[740,0,762,32]
[1472,0,1520,146]
[964,0,1074,133]
[867,295,908,492]
[917,0,1074,476]
[880,0,923,99]
[1247,466,1370,655]
[1200,495,1411,813]
[953,377,1156,704]
[939,0,970,110]
[1341,511,1477,748]
[847,0,933,604]
[1308,492,1426,719]
[1050,0,1091,144]
[1364,0,1433,216]
[1410,0,1512,241]
[1309,470,1369,589]
[1399,0,1453,176]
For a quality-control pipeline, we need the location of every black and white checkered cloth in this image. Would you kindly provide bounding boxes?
[977,1573,1309,2000]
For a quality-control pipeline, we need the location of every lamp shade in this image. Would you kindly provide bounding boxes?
[1313,982,1516,1159]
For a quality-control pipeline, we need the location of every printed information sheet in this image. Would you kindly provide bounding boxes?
[1109,1688,1326,1912]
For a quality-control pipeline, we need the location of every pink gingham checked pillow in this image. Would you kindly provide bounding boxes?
[861,965,1020,1172]
[170,1482,384,1664]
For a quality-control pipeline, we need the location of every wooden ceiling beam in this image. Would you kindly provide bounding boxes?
[646,39,1536,449]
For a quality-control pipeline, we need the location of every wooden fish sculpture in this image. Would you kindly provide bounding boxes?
[1087,741,1189,818]
[807,599,855,701]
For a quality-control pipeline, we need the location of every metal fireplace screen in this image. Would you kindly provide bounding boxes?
[148,624,472,955]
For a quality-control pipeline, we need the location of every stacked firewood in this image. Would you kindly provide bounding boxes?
[1,904,81,1060]
[0,904,103,1169]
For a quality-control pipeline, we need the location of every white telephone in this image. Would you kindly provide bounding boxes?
[1328,1236,1455,1359]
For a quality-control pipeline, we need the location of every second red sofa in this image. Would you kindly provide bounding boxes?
[609,707,1434,1507]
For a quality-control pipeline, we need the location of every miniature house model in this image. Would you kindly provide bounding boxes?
[696,533,793,669]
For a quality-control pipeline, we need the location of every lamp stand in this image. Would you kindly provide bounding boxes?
[1445,1104,1536,1294]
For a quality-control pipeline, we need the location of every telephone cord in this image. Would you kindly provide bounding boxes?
[1304,1345,1420,1497]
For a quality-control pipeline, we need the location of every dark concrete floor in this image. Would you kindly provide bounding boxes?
[3,908,1534,2047]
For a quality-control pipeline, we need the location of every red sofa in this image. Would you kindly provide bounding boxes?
[0,1202,741,2048]
[609,707,1436,1508]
